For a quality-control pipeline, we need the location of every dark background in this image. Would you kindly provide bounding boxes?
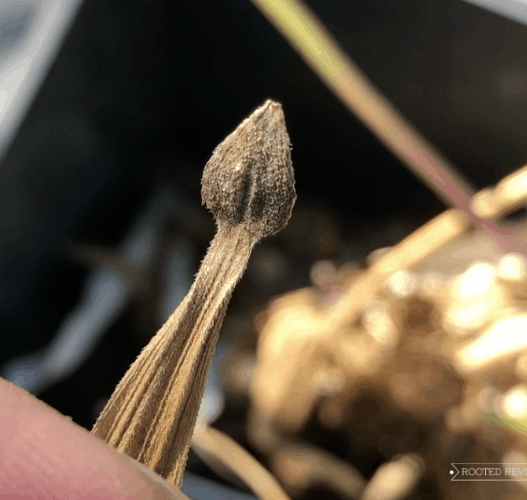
[1,0,527,494]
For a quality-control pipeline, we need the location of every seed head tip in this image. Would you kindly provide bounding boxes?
[201,99,296,239]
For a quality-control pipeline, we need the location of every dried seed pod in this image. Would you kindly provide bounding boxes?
[202,100,296,238]
[92,99,296,488]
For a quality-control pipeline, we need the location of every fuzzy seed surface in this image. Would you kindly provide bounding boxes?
[201,100,296,238]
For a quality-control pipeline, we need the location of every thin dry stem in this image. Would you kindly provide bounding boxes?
[271,441,367,499]
[192,425,292,500]
[472,164,527,220]
[329,208,473,330]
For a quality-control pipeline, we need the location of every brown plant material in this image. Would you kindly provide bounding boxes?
[192,425,292,500]
[244,164,527,499]
[328,208,473,332]
[250,287,326,435]
[271,441,367,499]
[360,454,425,500]
[92,100,296,487]
[471,165,527,220]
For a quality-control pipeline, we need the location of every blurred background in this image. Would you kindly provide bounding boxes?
[2,0,527,498]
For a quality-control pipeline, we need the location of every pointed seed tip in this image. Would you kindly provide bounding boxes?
[250,100,283,121]
[201,101,296,239]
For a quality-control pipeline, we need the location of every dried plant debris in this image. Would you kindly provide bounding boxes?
[92,100,296,489]
[233,164,527,499]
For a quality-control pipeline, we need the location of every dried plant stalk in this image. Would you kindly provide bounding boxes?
[92,100,296,487]
[361,454,425,500]
[328,208,472,330]
[472,164,527,219]
[271,441,367,499]
[192,425,291,500]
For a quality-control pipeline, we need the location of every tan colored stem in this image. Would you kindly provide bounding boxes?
[271,441,367,499]
[92,222,257,487]
[329,208,472,331]
[192,425,292,500]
